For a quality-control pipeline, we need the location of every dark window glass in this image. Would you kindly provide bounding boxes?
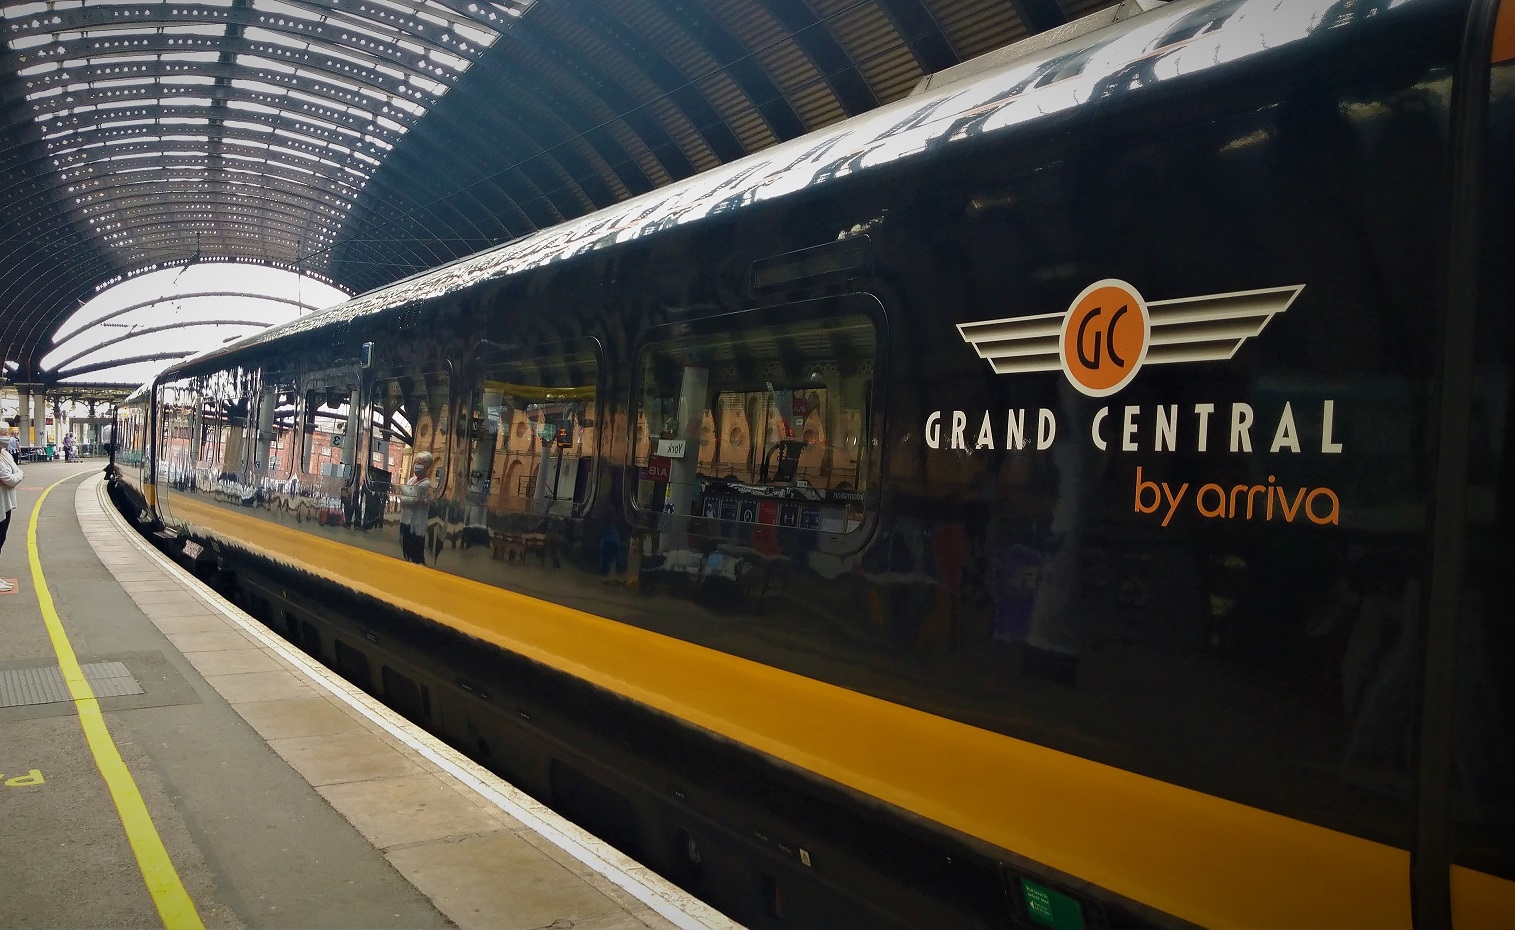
[467,348,599,521]
[632,314,875,539]
[301,385,356,482]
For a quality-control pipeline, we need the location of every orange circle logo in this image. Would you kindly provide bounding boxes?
[1059,279,1150,396]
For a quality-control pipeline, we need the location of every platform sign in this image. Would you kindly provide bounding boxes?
[645,456,672,483]
[1019,878,1085,930]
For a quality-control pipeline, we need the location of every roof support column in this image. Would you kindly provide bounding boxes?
[16,388,29,448]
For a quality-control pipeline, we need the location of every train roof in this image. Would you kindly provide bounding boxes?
[162,0,1438,380]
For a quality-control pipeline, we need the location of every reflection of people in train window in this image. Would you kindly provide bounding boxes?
[399,451,433,564]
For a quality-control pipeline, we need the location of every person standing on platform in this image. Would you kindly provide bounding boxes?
[398,451,434,564]
[0,445,23,592]
[5,431,17,458]
[62,433,75,463]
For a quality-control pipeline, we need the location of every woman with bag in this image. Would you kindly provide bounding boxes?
[0,446,22,592]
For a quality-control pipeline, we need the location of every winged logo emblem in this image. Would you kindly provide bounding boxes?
[957,281,1305,397]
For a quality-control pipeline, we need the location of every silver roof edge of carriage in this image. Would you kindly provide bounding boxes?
[909,0,1172,97]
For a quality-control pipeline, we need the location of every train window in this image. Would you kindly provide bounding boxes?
[197,368,254,483]
[632,311,876,538]
[251,384,299,484]
[301,385,357,481]
[195,382,225,478]
[118,403,146,465]
[465,347,599,523]
[156,378,198,494]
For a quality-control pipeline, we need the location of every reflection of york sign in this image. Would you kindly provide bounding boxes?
[655,439,687,458]
[958,280,1305,397]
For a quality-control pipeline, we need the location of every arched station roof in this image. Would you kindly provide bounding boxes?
[2,0,1118,386]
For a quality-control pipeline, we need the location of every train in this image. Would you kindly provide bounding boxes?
[107,0,1515,926]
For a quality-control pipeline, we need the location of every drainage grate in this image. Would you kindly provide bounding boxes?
[0,661,145,708]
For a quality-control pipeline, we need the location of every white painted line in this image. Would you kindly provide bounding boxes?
[87,476,743,930]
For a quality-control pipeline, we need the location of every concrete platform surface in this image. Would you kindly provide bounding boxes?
[0,463,739,930]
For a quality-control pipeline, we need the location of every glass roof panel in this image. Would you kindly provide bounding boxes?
[46,264,349,386]
[3,0,513,296]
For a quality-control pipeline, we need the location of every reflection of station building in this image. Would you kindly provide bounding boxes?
[635,389,863,492]
[487,393,599,514]
[480,386,596,516]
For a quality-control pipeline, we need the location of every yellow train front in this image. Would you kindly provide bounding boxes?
[109,0,1515,926]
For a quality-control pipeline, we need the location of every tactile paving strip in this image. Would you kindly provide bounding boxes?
[0,661,144,708]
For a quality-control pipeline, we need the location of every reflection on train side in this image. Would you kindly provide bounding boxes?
[151,304,887,643]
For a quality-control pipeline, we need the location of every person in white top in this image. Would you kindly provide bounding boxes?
[398,451,434,564]
[0,447,23,592]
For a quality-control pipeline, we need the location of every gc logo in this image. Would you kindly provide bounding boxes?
[1060,279,1150,396]
[957,279,1302,396]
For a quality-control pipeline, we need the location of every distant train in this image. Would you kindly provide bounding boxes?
[110,0,1515,926]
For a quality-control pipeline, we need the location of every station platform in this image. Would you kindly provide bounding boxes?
[0,462,738,930]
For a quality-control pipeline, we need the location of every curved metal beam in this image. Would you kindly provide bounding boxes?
[52,291,322,346]
[51,351,198,383]
[759,0,880,117]
[47,318,277,375]
[642,0,809,141]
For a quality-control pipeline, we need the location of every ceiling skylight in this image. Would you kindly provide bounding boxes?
[3,0,530,283]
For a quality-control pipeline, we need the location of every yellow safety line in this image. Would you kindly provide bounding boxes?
[27,473,204,930]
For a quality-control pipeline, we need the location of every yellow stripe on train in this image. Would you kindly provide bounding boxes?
[158,488,1514,930]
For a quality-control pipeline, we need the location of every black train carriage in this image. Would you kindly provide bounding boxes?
[110,0,1515,926]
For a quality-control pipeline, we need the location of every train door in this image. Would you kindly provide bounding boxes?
[152,376,198,526]
[293,371,361,532]
[250,379,300,497]
[1444,1,1515,923]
